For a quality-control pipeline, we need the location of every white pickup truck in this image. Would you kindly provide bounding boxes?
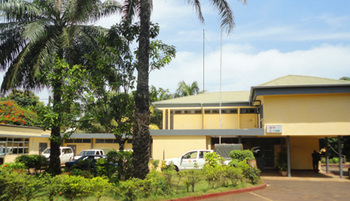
[165,144,243,171]
[165,150,214,171]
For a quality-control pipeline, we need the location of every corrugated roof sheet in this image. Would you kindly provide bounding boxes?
[259,75,350,86]
[153,91,250,105]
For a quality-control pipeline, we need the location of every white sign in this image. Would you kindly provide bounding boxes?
[266,125,283,133]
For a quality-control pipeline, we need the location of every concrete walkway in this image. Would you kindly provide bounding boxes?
[202,171,350,201]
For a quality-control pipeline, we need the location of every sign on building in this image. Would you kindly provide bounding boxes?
[266,125,283,133]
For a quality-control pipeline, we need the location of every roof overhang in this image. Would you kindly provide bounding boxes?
[154,102,250,109]
[250,84,350,102]
[150,128,264,137]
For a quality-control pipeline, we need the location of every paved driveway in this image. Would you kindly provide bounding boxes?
[203,177,350,201]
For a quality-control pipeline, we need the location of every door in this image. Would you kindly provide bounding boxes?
[39,143,48,154]
[181,151,198,169]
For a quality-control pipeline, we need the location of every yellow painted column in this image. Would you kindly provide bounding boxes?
[237,107,241,129]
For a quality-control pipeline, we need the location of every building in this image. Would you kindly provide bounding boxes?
[0,124,50,164]
[151,75,350,177]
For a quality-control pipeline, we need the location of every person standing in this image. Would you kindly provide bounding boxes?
[312,150,321,172]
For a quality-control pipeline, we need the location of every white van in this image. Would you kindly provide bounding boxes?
[73,149,105,160]
[42,147,74,164]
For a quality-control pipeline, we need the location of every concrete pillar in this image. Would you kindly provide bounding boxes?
[287,136,291,177]
[338,136,343,178]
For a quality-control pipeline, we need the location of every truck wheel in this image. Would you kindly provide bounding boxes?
[174,166,179,172]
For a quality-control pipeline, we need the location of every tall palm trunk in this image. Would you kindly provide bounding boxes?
[49,55,64,175]
[132,0,152,179]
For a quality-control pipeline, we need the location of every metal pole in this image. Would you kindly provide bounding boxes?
[325,137,329,174]
[338,136,343,178]
[219,27,222,144]
[203,29,205,92]
[287,136,291,177]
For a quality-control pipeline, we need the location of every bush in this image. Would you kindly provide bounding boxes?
[117,178,146,201]
[182,169,202,192]
[16,155,47,174]
[59,175,92,201]
[224,166,243,186]
[332,157,339,164]
[204,152,224,168]
[229,150,255,161]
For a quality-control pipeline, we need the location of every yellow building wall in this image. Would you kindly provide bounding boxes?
[0,126,50,136]
[204,114,239,129]
[173,114,202,129]
[263,94,350,136]
[240,114,257,129]
[273,137,319,170]
[152,135,209,161]
[29,137,49,154]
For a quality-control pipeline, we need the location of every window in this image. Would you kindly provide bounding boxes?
[96,139,118,143]
[182,151,197,159]
[64,139,91,143]
[1,138,29,155]
[205,109,237,114]
[240,108,258,114]
[172,110,201,114]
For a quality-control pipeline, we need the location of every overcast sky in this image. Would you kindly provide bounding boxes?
[1,0,350,102]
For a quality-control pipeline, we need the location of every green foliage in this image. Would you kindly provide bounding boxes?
[174,80,200,98]
[204,152,224,168]
[183,169,202,192]
[117,178,146,201]
[277,148,288,171]
[90,177,113,201]
[332,157,339,164]
[225,166,243,186]
[229,150,255,161]
[1,90,43,109]
[59,175,92,201]
[151,159,160,170]
[16,154,47,174]
[95,150,133,182]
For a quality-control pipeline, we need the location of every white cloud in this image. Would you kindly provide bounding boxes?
[150,43,350,93]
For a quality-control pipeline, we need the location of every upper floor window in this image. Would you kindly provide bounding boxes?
[240,108,258,114]
[172,110,201,114]
[205,109,237,114]
[65,139,91,143]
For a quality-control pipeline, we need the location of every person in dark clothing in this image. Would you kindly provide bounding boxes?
[312,150,321,172]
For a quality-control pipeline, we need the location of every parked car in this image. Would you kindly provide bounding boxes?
[65,155,105,169]
[73,149,105,160]
[41,147,74,164]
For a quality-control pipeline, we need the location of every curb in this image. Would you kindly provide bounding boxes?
[168,183,267,201]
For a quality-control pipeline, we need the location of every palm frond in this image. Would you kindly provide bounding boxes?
[186,0,204,23]
[122,0,140,21]
[209,0,235,33]
[0,0,42,22]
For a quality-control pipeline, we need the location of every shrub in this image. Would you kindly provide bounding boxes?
[332,157,339,164]
[183,169,202,192]
[60,175,92,201]
[229,150,255,161]
[90,177,113,201]
[204,152,224,168]
[16,155,47,174]
[151,159,160,170]
[224,166,243,186]
[117,178,146,201]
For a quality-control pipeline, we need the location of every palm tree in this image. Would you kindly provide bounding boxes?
[0,0,121,175]
[123,0,244,179]
[175,81,200,97]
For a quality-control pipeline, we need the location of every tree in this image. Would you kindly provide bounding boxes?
[0,90,43,109]
[0,0,121,175]
[340,76,350,81]
[174,81,200,97]
[123,0,242,179]
[0,100,37,126]
[149,86,172,129]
